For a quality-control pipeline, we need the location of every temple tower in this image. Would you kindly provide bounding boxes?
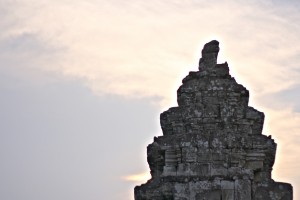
[134,40,293,200]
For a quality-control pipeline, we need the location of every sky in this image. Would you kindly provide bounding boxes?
[1,0,300,199]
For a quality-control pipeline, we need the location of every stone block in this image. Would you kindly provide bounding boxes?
[222,189,234,200]
[197,151,211,162]
[195,92,203,103]
[211,163,228,176]
[165,149,179,166]
[177,163,191,176]
[162,166,177,176]
[228,167,242,177]
[202,123,218,130]
[197,140,209,148]
[215,63,230,77]
[234,179,251,200]
[230,151,246,167]
[227,96,240,105]
[251,123,263,135]
[254,171,271,183]
[245,160,263,171]
[211,137,225,148]
[253,171,271,183]
[172,124,185,134]
[218,90,226,97]
[182,147,197,162]
[221,180,234,189]
[195,190,222,200]
[246,107,264,121]
[234,106,245,118]
[174,183,189,199]
[203,96,219,104]
[237,124,252,134]
[203,105,219,118]
[189,181,212,191]
[212,152,225,161]
[190,163,210,176]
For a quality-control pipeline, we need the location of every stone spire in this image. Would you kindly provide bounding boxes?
[134,40,293,200]
[199,40,219,69]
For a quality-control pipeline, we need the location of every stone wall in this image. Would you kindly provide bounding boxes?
[134,40,293,200]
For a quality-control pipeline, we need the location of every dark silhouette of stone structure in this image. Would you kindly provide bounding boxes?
[134,40,293,200]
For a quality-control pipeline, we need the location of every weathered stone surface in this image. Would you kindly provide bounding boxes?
[134,40,293,200]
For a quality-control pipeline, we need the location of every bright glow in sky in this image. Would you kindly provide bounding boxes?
[1,0,300,199]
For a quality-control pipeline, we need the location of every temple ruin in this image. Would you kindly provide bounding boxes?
[134,40,293,200]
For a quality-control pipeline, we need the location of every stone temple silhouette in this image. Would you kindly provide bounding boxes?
[134,40,293,200]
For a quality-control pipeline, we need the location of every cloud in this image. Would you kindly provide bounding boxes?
[1,0,300,106]
[122,171,151,182]
[0,73,161,200]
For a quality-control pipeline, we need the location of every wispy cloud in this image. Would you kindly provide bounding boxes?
[122,171,151,182]
[2,0,299,104]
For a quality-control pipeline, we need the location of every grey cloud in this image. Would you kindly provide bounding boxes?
[258,84,300,113]
[0,33,59,54]
[0,71,161,200]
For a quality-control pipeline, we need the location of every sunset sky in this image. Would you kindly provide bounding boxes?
[1,0,300,199]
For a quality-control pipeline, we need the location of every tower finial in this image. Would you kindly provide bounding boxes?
[199,40,219,70]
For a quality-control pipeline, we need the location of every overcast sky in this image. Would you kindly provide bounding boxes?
[1,0,300,199]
